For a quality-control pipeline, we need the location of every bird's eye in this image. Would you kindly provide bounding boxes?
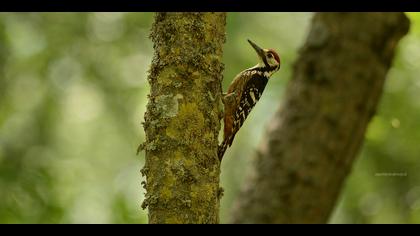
[267,53,273,58]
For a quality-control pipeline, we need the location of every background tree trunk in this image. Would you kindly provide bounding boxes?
[230,13,410,224]
[141,13,226,224]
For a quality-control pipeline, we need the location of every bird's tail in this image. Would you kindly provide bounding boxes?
[218,138,230,161]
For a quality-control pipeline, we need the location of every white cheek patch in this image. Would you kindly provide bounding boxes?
[268,59,276,67]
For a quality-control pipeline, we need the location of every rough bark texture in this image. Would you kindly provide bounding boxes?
[140,13,226,224]
[231,13,410,224]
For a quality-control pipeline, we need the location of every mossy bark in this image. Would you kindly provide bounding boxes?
[141,13,226,224]
[231,13,410,224]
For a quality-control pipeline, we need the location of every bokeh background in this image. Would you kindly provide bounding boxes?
[0,12,419,223]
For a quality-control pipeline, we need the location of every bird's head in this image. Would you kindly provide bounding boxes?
[248,39,281,74]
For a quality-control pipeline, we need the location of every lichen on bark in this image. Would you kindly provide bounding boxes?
[141,12,226,224]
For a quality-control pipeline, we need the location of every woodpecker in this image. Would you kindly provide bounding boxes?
[218,39,281,161]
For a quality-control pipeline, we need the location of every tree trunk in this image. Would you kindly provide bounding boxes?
[230,13,410,224]
[140,13,226,224]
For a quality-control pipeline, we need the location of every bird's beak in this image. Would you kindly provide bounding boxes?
[248,39,265,60]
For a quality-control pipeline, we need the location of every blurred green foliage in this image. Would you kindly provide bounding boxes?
[0,12,419,224]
